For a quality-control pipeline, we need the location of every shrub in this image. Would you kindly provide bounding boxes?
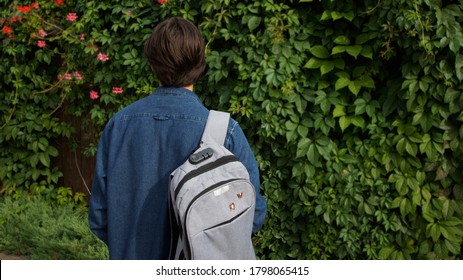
[1,0,462,259]
[0,194,108,259]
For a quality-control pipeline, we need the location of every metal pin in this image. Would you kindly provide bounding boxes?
[229,202,235,210]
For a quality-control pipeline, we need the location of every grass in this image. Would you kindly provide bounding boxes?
[0,195,108,260]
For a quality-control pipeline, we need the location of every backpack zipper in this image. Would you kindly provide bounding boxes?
[183,177,243,259]
[174,155,238,199]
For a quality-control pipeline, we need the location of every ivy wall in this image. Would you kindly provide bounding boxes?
[1,0,462,259]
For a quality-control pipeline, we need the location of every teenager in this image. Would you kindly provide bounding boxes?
[88,17,266,259]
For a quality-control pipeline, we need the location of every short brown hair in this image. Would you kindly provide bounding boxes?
[143,17,206,87]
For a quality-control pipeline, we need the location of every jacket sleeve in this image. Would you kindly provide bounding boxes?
[88,122,111,245]
[226,120,267,233]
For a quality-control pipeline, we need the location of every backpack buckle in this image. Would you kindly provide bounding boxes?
[189,147,214,164]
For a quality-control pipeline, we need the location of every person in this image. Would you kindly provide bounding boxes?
[88,17,267,260]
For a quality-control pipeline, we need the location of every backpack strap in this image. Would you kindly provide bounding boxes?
[201,110,230,145]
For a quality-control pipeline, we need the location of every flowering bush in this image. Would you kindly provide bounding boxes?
[0,0,171,200]
[1,0,463,260]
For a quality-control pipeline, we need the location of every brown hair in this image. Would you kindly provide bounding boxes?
[143,17,206,87]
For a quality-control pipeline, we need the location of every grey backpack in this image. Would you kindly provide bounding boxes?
[168,110,256,260]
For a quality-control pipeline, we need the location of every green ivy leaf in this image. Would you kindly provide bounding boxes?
[335,77,350,90]
[333,105,346,118]
[304,57,322,69]
[351,116,364,127]
[247,16,261,31]
[309,45,330,59]
[334,35,350,45]
[427,223,441,242]
[339,116,351,131]
[348,80,362,95]
[320,61,335,75]
[455,54,463,81]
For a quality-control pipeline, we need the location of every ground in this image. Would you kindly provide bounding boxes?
[0,252,28,260]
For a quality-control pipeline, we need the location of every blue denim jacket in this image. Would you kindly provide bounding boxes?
[88,87,267,259]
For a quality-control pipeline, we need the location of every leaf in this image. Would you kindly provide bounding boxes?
[351,116,364,127]
[332,45,347,55]
[364,203,374,215]
[307,143,317,164]
[379,247,395,259]
[391,197,402,208]
[344,11,355,21]
[422,187,432,202]
[456,54,463,81]
[39,153,50,167]
[442,199,450,219]
[309,45,330,59]
[333,105,346,118]
[396,137,406,155]
[355,33,370,45]
[444,239,460,255]
[412,190,422,206]
[335,77,350,90]
[334,35,350,45]
[345,45,363,58]
[339,116,351,131]
[297,124,308,137]
[400,198,410,217]
[358,74,375,88]
[433,241,446,259]
[320,11,331,20]
[323,211,331,223]
[405,141,417,157]
[360,46,373,59]
[320,61,335,75]
[296,138,311,158]
[304,57,322,69]
[285,120,298,131]
[331,11,343,20]
[247,16,261,31]
[265,68,276,85]
[348,80,362,95]
[428,223,441,242]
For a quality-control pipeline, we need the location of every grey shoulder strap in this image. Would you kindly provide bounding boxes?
[201,110,230,145]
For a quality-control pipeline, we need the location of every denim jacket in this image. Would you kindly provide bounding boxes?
[88,87,267,259]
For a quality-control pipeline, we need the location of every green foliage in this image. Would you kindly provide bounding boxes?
[1,0,462,259]
[0,194,108,259]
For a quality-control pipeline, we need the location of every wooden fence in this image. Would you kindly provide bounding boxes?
[53,109,96,201]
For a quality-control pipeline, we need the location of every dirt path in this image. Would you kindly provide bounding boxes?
[0,252,28,260]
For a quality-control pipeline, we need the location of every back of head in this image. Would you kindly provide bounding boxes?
[143,17,206,87]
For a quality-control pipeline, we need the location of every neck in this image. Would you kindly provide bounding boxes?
[183,85,193,91]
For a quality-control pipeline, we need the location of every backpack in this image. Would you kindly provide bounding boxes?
[168,110,256,260]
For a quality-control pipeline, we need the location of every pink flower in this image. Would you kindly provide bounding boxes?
[38,29,47,37]
[3,26,12,34]
[89,90,99,100]
[97,52,109,61]
[54,0,64,6]
[17,5,32,13]
[112,87,124,94]
[64,73,72,80]
[157,0,169,4]
[37,40,46,48]
[73,71,83,80]
[80,33,85,40]
[66,13,78,21]
[31,2,39,9]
